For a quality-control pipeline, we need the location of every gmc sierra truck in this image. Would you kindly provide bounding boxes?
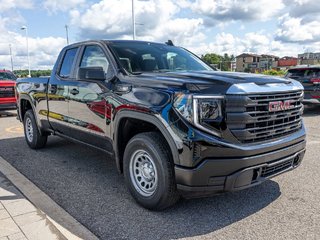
[0,70,17,111]
[16,40,306,210]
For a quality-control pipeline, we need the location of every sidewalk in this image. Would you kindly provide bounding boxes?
[0,172,66,240]
[0,157,99,240]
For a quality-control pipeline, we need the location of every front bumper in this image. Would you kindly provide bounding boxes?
[175,138,306,196]
[304,88,320,103]
[0,102,17,110]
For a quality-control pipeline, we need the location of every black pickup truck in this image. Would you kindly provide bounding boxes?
[16,40,306,210]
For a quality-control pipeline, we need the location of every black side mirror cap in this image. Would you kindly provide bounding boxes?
[77,67,106,81]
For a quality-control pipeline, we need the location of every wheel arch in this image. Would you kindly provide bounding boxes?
[113,111,181,173]
[19,94,43,133]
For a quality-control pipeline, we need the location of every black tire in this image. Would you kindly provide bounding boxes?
[23,110,47,149]
[123,132,180,210]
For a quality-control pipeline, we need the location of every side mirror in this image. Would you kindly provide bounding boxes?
[77,67,106,81]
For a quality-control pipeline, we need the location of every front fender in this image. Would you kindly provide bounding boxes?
[113,110,183,173]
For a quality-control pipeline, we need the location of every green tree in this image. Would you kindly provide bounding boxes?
[201,53,235,71]
[13,70,52,78]
[201,53,222,66]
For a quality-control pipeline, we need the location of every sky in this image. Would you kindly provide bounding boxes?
[0,0,320,70]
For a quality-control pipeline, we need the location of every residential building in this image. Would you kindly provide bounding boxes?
[259,54,279,70]
[235,53,261,72]
[298,52,320,65]
[277,56,298,69]
[236,53,279,72]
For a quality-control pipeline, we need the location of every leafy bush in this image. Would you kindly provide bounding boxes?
[261,69,286,76]
[13,70,52,78]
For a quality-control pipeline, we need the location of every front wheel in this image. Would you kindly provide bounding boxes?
[123,132,180,210]
[23,110,47,149]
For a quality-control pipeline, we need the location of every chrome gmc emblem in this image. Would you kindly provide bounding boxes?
[269,100,294,112]
[0,87,13,92]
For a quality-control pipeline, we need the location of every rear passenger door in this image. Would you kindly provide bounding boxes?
[67,44,113,152]
[48,47,79,134]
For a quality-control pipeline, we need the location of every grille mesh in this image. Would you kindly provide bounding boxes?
[226,91,303,143]
[261,159,294,178]
[0,87,15,98]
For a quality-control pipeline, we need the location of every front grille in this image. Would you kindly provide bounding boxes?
[226,91,303,143]
[261,158,294,178]
[0,87,15,98]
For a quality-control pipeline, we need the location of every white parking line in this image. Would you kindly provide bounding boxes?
[5,126,23,134]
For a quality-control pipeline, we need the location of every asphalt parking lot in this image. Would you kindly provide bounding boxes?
[0,106,319,240]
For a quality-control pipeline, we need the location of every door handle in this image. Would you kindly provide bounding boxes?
[70,88,79,95]
[49,84,57,94]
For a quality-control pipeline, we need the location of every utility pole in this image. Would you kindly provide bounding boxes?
[20,26,31,77]
[132,0,136,40]
[65,25,69,45]
[9,44,13,72]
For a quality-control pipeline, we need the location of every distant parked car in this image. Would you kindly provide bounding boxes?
[285,66,320,103]
[0,70,17,111]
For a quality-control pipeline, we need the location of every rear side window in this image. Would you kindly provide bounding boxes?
[286,69,306,78]
[305,69,320,77]
[286,68,320,78]
[59,48,78,78]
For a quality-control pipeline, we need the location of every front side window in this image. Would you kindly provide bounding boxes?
[109,42,213,74]
[59,47,78,78]
[80,45,110,73]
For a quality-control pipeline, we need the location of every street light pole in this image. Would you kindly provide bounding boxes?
[9,44,13,72]
[132,0,136,40]
[65,25,69,45]
[20,26,31,77]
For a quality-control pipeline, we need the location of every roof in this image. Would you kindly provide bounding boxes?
[280,56,297,60]
[261,54,279,58]
[289,65,320,69]
[65,39,170,49]
[236,53,261,58]
[0,69,13,73]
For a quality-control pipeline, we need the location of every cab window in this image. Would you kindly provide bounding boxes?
[59,47,78,78]
[80,45,110,73]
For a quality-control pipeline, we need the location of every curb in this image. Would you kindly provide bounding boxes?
[0,156,99,240]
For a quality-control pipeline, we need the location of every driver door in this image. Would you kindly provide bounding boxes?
[67,44,113,152]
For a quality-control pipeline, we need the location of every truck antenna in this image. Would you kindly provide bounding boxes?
[165,40,174,46]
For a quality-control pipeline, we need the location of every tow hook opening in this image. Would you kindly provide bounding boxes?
[293,155,301,167]
[252,168,261,182]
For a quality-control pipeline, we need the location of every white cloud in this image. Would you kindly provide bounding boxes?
[0,0,33,12]
[43,0,85,13]
[190,0,285,23]
[0,23,66,70]
[71,0,204,48]
[275,14,320,43]
[189,32,303,58]
[275,0,320,44]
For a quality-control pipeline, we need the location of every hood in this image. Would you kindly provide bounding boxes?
[124,71,301,94]
[131,71,291,85]
[0,80,16,86]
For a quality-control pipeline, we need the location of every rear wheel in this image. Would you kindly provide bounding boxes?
[23,110,47,149]
[123,132,180,210]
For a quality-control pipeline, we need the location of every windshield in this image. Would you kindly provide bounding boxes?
[108,41,213,74]
[0,72,17,81]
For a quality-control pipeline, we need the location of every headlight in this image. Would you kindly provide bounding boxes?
[173,93,224,136]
